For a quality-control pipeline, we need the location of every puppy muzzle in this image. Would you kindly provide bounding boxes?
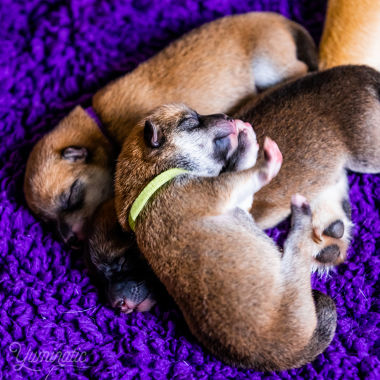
[108,279,155,313]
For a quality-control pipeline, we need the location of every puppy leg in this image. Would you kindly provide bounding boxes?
[282,194,316,293]
[222,136,283,213]
[310,173,353,272]
[184,137,282,221]
[280,195,336,366]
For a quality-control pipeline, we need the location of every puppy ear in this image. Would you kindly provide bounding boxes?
[144,120,163,148]
[62,146,88,162]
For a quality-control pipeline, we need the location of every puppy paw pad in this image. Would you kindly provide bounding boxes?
[316,244,340,264]
[323,219,344,239]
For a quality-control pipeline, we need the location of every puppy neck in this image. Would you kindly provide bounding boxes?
[128,168,189,231]
[85,106,119,151]
[116,152,175,231]
[115,125,194,231]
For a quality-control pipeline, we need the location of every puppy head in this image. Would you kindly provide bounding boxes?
[88,199,157,313]
[24,106,114,247]
[115,104,259,230]
[139,103,259,176]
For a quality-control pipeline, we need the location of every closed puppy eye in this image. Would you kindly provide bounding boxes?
[62,146,88,162]
[178,114,199,130]
[59,179,85,212]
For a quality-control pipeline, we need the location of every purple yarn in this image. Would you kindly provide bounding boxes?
[85,106,118,149]
[0,0,378,378]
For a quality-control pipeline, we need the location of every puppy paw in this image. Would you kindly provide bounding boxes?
[290,193,312,230]
[312,210,352,271]
[259,137,283,185]
[310,175,353,272]
[311,212,352,272]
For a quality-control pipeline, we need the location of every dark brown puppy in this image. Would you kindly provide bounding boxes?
[114,104,336,370]
[234,64,380,270]
[24,12,317,247]
[87,199,158,313]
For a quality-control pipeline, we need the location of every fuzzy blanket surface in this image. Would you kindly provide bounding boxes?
[0,0,379,378]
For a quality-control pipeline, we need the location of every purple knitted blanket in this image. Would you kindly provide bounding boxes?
[0,0,379,378]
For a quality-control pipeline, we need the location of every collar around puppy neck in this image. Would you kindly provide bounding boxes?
[129,168,189,232]
[85,106,118,149]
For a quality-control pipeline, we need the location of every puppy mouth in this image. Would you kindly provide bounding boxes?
[115,294,156,314]
[109,279,156,314]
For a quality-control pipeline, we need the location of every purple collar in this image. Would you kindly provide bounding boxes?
[85,106,118,149]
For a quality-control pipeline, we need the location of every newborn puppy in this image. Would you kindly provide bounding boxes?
[24,12,317,247]
[114,104,336,370]
[94,65,380,310]
[87,199,157,313]
[235,65,380,270]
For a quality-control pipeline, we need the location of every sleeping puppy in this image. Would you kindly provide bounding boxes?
[92,64,380,311]
[235,64,380,270]
[114,104,336,370]
[87,199,158,313]
[24,12,317,247]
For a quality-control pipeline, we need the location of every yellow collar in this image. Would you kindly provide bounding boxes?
[128,168,189,231]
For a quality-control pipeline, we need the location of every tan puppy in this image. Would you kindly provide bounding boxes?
[234,65,380,270]
[24,12,317,246]
[92,64,380,312]
[114,104,336,370]
[319,0,380,71]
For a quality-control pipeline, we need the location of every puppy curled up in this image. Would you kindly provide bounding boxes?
[24,12,318,312]
[90,64,380,313]
[235,65,380,271]
[114,104,336,370]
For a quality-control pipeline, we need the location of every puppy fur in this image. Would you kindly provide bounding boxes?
[319,0,380,71]
[24,12,317,246]
[87,199,158,313]
[92,64,380,313]
[114,104,336,370]
[235,65,380,270]
[93,12,317,144]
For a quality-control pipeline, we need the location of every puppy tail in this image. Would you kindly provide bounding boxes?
[294,290,337,366]
[289,22,318,72]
